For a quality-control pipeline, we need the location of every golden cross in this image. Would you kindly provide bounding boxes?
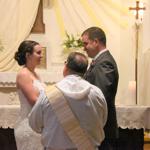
[129,1,146,19]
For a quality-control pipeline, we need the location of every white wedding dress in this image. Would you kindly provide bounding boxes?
[14,80,45,150]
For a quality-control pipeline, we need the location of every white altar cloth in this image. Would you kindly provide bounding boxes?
[0,105,19,128]
[0,105,150,129]
[116,105,150,130]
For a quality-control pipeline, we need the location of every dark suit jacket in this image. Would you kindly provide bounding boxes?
[84,50,119,139]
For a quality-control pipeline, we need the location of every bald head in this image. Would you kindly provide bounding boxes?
[65,52,88,76]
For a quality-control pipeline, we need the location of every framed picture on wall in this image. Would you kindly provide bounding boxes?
[37,47,47,69]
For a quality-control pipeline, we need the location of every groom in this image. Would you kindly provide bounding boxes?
[29,52,107,150]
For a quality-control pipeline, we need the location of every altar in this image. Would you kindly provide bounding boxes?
[0,105,150,150]
[0,105,150,130]
[116,105,150,150]
[117,105,150,130]
[0,72,150,150]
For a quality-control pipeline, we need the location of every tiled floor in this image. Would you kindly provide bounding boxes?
[144,132,150,150]
[144,143,150,150]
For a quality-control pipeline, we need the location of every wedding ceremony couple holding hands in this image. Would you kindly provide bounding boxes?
[14,26,118,150]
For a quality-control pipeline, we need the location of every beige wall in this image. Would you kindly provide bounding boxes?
[0,0,150,106]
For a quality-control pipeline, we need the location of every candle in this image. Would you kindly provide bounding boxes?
[127,81,136,105]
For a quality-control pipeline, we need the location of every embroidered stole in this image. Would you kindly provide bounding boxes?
[45,85,95,150]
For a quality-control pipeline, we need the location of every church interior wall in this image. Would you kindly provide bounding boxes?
[0,0,150,106]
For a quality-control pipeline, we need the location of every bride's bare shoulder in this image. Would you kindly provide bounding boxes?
[16,68,30,78]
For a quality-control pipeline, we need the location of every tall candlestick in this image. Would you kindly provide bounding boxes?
[129,1,146,104]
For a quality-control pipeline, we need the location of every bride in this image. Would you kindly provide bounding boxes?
[14,40,45,150]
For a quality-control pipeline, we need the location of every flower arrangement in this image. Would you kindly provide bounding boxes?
[62,32,83,54]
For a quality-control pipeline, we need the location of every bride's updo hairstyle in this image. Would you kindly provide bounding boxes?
[14,40,39,66]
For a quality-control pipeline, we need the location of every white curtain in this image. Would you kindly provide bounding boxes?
[46,0,149,106]
[0,0,40,71]
[138,50,150,105]
[43,0,50,8]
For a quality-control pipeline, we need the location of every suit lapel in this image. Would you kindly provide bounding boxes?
[84,51,110,78]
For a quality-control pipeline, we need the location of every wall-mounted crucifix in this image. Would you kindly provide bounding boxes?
[129,1,146,104]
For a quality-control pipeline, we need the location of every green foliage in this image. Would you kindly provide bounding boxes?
[62,32,83,54]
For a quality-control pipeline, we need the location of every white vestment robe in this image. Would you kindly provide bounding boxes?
[29,75,107,150]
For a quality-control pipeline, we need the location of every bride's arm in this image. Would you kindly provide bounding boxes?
[16,70,39,106]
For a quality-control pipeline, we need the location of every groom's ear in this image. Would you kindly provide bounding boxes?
[93,38,99,45]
